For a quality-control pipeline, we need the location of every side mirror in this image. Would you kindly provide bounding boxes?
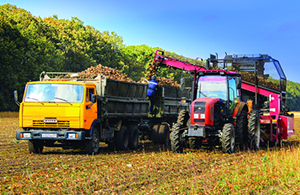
[180,77,193,91]
[180,78,185,91]
[236,77,241,88]
[14,90,20,106]
[91,94,97,103]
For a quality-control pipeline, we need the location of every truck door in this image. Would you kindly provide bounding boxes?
[84,87,97,129]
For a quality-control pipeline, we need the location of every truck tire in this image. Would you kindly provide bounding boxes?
[85,129,100,154]
[28,140,44,154]
[152,124,160,144]
[247,110,261,150]
[128,125,139,150]
[221,123,235,154]
[236,109,248,148]
[158,124,170,145]
[115,126,129,150]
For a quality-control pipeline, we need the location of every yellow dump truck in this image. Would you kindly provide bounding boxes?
[15,72,190,154]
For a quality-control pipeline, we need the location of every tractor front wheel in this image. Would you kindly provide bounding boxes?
[170,126,183,153]
[221,123,235,154]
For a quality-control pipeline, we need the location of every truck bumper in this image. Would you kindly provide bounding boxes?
[16,130,85,141]
[188,125,205,137]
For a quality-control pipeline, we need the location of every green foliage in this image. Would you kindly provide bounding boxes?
[1,4,300,111]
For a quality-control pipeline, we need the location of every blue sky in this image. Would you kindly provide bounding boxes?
[3,0,300,83]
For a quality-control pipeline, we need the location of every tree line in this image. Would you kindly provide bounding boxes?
[0,4,299,111]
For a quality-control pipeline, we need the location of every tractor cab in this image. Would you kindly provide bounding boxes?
[193,70,242,117]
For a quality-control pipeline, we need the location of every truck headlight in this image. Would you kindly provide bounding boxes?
[68,133,78,139]
[21,132,31,138]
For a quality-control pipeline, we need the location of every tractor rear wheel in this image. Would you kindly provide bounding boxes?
[247,110,261,150]
[221,123,235,154]
[236,109,248,148]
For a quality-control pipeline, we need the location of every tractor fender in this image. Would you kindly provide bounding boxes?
[233,102,248,118]
[86,119,101,138]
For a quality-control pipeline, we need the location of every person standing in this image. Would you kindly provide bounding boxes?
[147,75,158,114]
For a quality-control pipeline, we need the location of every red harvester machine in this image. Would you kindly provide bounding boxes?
[153,50,294,153]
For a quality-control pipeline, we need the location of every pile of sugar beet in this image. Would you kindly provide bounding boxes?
[59,60,280,91]
[78,60,181,87]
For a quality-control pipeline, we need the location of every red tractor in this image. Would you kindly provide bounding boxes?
[153,50,294,153]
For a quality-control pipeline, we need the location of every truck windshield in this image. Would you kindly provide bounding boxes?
[197,75,227,100]
[24,84,84,103]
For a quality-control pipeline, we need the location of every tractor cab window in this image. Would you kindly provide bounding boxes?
[228,76,239,102]
[197,75,227,100]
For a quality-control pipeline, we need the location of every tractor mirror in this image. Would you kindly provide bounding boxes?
[180,77,193,91]
[180,78,185,90]
[236,77,241,88]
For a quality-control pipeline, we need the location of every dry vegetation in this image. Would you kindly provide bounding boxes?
[1,112,300,194]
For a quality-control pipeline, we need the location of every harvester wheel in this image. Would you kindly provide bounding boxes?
[247,110,261,150]
[115,126,129,150]
[236,109,248,148]
[158,124,170,145]
[85,129,100,154]
[28,140,44,154]
[221,123,235,154]
[128,125,139,150]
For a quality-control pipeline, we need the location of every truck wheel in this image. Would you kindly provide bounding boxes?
[152,124,160,144]
[128,125,139,150]
[85,129,100,154]
[28,140,44,154]
[158,124,170,145]
[236,109,248,148]
[247,110,261,150]
[115,126,129,150]
[221,123,235,154]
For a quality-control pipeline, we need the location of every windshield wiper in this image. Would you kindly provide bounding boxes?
[25,97,44,105]
[54,97,73,106]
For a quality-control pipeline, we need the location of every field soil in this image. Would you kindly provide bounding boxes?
[0,112,300,194]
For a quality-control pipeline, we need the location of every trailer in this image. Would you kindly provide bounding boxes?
[15,72,190,154]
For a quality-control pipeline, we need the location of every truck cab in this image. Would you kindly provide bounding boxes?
[16,80,98,153]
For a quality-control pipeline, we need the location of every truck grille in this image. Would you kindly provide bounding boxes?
[33,120,70,127]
